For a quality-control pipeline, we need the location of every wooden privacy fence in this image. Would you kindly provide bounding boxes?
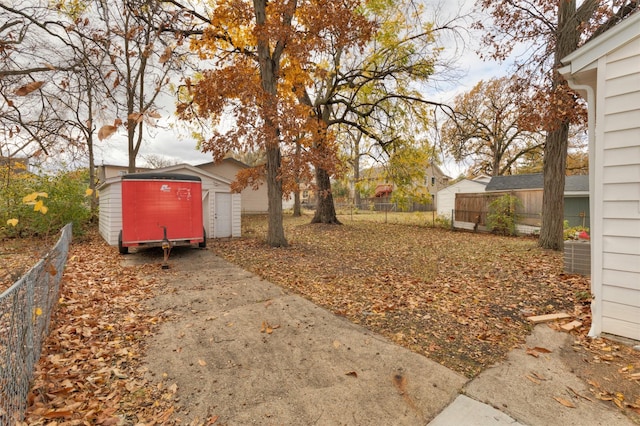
[454,191,543,227]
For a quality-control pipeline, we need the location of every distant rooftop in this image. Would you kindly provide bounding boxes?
[486,173,589,192]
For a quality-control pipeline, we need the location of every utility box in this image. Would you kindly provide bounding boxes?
[119,173,205,254]
[563,240,591,275]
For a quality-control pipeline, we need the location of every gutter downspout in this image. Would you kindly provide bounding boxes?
[563,77,599,338]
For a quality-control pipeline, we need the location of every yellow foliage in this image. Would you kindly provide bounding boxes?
[22,192,48,204]
[85,188,94,197]
[7,218,19,227]
[34,199,45,212]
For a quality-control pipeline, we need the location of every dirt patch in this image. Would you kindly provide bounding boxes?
[558,333,640,422]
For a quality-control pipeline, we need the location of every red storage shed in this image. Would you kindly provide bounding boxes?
[119,173,205,254]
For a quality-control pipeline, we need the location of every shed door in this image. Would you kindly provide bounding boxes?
[215,192,232,238]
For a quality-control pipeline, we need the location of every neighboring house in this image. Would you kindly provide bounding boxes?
[362,162,451,209]
[560,11,640,341]
[98,164,241,246]
[436,178,488,218]
[197,158,269,214]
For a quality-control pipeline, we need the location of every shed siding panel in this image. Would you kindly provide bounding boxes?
[563,14,640,340]
[606,38,640,63]
[602,284,640,302]
[232,193,242,237]
[603,164,640,183]
[601,42,640,340]
[99,182,123,246]
[602,301,640,327]
[604,52,640,80]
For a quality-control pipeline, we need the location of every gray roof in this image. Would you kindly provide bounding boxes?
[565,175,589,192]
[486,173,589,192]
[486,174,543,191]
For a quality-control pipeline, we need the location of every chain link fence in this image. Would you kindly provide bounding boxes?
[0,223,72,425]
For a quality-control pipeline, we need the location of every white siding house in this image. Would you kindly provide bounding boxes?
[436,179,488,219]
[98,164,241,246]
[560,12,640,340]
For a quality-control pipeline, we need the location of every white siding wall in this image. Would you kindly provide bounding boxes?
[436,180,487,218]
[232,193,242,237]
[596,38,640,339]
[98,181,122,246]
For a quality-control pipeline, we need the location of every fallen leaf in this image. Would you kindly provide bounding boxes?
[525,374,540,384]
[345,371,358,378]
[198,359,207,366]
[554,397,576,408]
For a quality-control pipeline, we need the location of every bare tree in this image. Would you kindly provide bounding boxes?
[442,77,545,177]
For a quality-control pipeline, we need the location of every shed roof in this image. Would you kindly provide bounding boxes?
[486,174,543,191]
[122,172,201,182]
[486,174,589,193]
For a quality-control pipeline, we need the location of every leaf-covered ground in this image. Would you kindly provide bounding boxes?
[17,233,177,425]
[2,216,638,423]
[214,214,588,377]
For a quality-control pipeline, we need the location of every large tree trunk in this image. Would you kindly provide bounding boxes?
[265,146,288,246]
[312,166,341,224]
[254,0,288,247]
[293,190,301,216]
[292,140,302,217]
[539,124,569,250]
[538,0,579,251]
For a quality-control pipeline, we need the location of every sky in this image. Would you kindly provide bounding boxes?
[93,0,515,177]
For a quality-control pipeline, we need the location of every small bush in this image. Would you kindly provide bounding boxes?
[487,194,522,236]
[434,214,451,229]
[1,167,92,238]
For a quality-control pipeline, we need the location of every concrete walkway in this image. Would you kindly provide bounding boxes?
[132,247,633,425]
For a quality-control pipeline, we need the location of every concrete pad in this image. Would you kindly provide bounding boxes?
[142,249,468,425]
[464,325,634,426]
[428,395,525,425]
